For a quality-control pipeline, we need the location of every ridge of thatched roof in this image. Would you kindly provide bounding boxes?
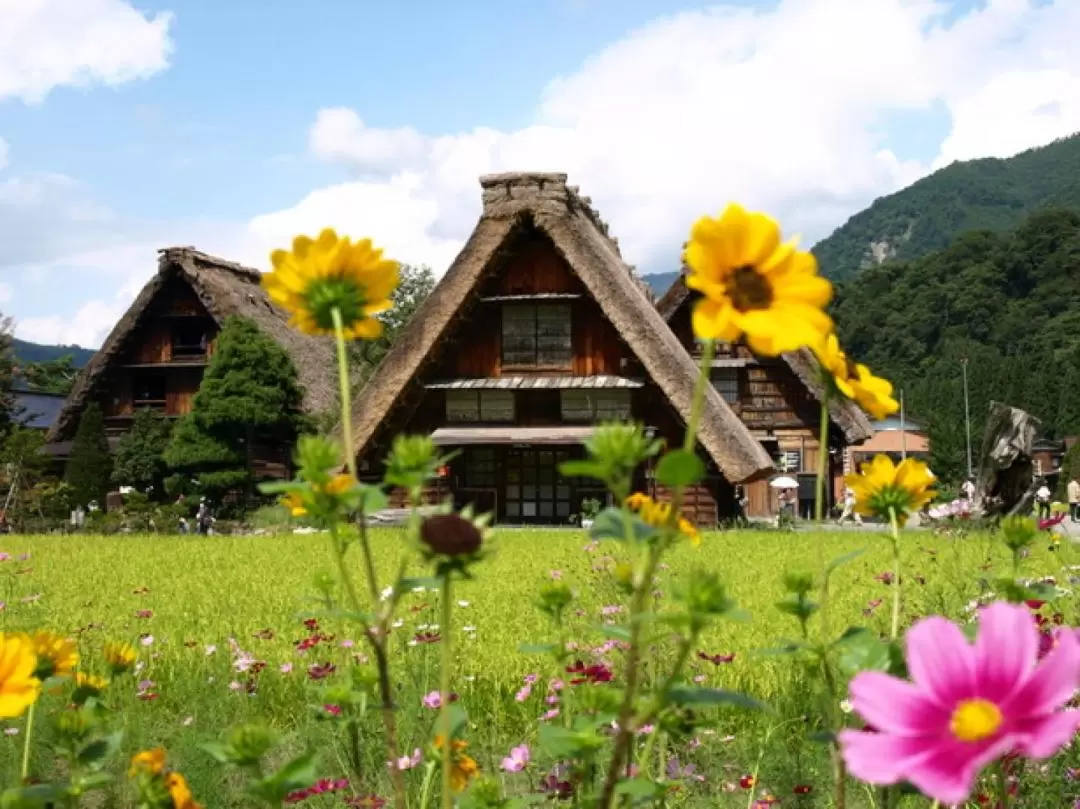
[346,172,775,483]
[655,274,874,444]
[48,247,336,442]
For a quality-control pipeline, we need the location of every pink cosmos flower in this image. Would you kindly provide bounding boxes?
[515,685,532,702]
[501,744,530,772]
[839,602,1080,805]
[422,691,442,709]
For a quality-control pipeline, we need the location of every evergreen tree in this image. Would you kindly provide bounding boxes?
[112,409,173,497]
[65,402,113,508]
[164,316,306,503]
[1058,345,1080,439]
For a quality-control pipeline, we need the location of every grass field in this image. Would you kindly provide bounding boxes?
[1,527,1078,806]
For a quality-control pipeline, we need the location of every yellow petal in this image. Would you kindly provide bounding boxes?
[692,298,740,341]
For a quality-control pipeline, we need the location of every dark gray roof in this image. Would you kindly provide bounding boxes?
[14,390,67,431]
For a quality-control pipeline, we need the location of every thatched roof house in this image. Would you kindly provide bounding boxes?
[345,172,775,525]
[47,247,336,448]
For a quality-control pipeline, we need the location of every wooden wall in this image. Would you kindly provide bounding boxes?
[101,367,204,419]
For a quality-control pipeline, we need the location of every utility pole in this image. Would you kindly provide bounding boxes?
[900,389,907,461]
[962,357,973,479]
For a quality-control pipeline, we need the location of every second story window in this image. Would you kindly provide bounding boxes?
[133,374,167,411]
[502,304,572,367]
[171,320,209,360]
[709,368,741,404]
[446,390,515,422]
[560,389,632,421]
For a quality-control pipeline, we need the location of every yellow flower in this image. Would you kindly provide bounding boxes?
[845,454,936,525]
[319,474,356,496]
[129,747,167,777]
[165,772,202,809]
[22,630,78,679]
[625,493,701,547]
[0,633,40,719]
[263,228,399,340]
[812,332,856,399]
[684,204,832,355]
[849,363,899,419]
[104,641,137,675]
[281,492,308,517]
[434,735,479,793]
[75,672,109,694]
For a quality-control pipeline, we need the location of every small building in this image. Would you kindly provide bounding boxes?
[656,274,874,519]
[13,389,67,433]
[347,172,776,526]
[45,247,337,478]
[848,416,930,471]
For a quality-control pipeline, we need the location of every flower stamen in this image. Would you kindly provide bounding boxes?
[950,699,1002,743]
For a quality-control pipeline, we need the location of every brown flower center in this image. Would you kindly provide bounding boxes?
[728,266,773,312]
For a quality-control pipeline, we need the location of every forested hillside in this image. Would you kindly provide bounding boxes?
[12,338,94,366]
[814,133,1080,281]
[833,208,1080,482]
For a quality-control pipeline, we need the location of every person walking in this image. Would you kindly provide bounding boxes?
[1035,480,1052,521]
[960,477,976,503]
[837,486,863,525]
[1069,476,1080,522]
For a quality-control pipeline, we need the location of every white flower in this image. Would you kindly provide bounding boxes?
[392,619,404,629]
[457,600,470,608]
[205,644,217,656]
[140,635,154,647]
[463,625,477,633]
[381,586,394,601]
[840,699,853,714]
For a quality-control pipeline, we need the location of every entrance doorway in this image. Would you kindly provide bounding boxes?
[504,448,573,523]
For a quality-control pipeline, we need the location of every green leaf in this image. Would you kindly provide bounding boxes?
[76,731,122,766]
[538,724,587,758]
[615,777,666,802]
[357,484,388,513]
[836,628,891,679]
[655,450,705,488]
[807,730,837,744]
[200,741,234,764]
[258,480,298,495]
[825,548,866,577]
[71,771,114,792]
[667,686,768,712]
[247,751,319,804]
[397,577,442,592]
[558,460,607,482]
[589,507,658,542]
[518,643,560,655]
[756,640,814,657]
[594,624,632,641]
[1,784,67,808]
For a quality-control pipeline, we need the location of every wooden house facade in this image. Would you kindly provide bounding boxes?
[46,248,337,480]
[347,172,775,526]
[656,276,873,518]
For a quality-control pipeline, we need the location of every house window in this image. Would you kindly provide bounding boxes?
[560,389,632,421]
[446,390,515,422]
[710,368,741,404]
[778,450,802,473]
[171,320,209,359]
[463,448,497,488]
[133,374,167,411]
[502,304,572,367]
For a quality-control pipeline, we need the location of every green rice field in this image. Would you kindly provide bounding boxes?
[1,527,1078,806]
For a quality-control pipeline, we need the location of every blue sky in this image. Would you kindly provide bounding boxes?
[1,0,1078,347]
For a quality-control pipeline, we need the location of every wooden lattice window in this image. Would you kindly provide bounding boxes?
[502,304,572,367]
[446,390,515,422]
[560,389,632,421]
[778,450,802,473]
[709,368,741,404]
[463,448,497,488]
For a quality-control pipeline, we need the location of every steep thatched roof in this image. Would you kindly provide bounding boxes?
[346,172,775,483]
[48,247,336,442]
[655,275,874,444]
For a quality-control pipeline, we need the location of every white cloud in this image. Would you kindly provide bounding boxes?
[0,282,12,305]
[0,0,173,103]
[236,0,1080,278]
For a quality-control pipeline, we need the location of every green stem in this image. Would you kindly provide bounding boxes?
[439,575,454,809]
[888,507,902,642]
[20,701,34,782]
[331,307,358,481]
[683,339,715,453]
[418,761,439,809]
[815,391,830,522]
[996,760,1011,809]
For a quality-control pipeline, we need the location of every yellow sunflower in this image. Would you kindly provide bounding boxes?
[849,363,899,419]
[22,630,78,679]
[434,735,479,793]
[684,204,832,355]
[263,228,399,340]
[281,492,308,517]
[75,672,109,695]
[129,747,167,778]
[103,641,137,675]
[165,772,202,809]
[0,633,40,719]
[625,493,701,547]
[845,454,935,525]
[811,332,856,399]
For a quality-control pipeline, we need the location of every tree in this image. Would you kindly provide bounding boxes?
[349,263,435,386]
[65,402,112,508]
[22,354,79,395]
[112,409,173,497]
[164,316,307,503]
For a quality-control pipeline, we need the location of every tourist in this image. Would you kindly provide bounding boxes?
[960,477,975,503]
[1035,479,1052,521]
[837,486,862,525]
[1069,476,1080,522]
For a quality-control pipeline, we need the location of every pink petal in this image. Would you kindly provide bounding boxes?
[1013,710,1080,758]
[906,616,976,707]
[837,730,930,785]
[903,735,1015,806]
[974,602,1038,702]
[1005,627,1080,718]
[849,672,949,736]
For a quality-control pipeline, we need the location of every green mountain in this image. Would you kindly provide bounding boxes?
[813,132,1080,281]
[642,271,680,296]
[833,207,1080,483]
[12,338,95,367]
